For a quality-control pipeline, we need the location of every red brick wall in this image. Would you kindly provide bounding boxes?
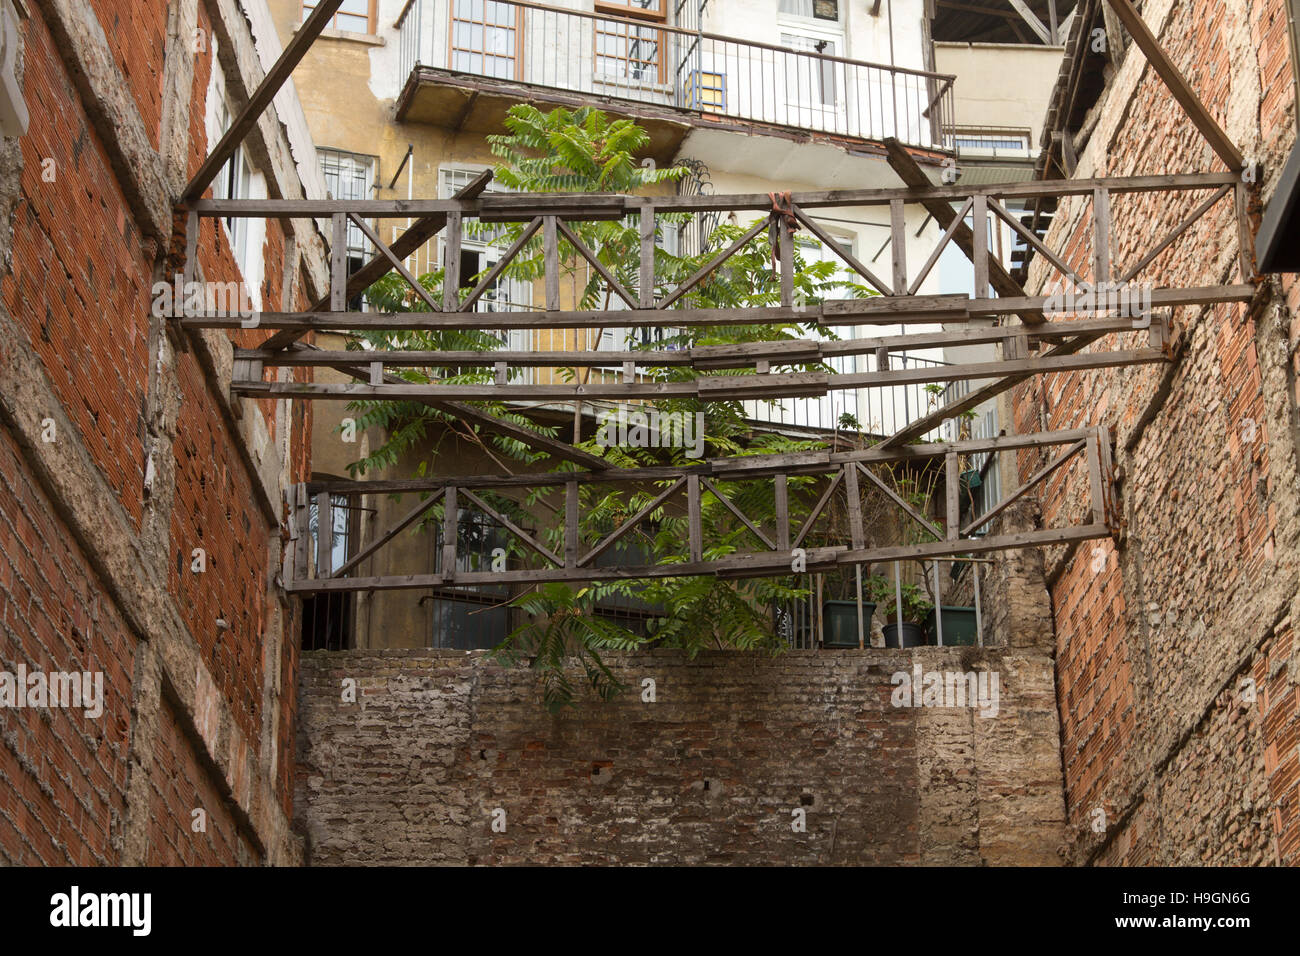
[146,696,255,866]
[1,0,315,862]
[86,0,168,150]
[168,357,268,747]
[1019,0,1299,864]
[1,8,152,531]
[0,428,135,866]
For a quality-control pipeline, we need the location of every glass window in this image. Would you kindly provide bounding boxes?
[450,0,520,80]
[303,0,374,34]
[209,67,252,267]
[781,33,837,108]
[318,148,375,307]
[779,0,839,21]
[430,506,518,650]
[430,600,510,650]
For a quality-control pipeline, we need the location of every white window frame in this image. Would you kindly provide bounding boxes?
[204,38,267,310]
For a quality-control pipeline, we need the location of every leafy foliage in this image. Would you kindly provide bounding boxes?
[342,104,958,710]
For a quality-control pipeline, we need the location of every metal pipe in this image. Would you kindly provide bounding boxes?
[386,143,414,192]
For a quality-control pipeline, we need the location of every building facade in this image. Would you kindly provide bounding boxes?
[0,0,327,864]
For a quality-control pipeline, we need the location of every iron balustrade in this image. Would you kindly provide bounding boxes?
[396,0,956,151]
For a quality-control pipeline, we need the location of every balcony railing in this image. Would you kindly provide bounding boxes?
[396,0,955,151]
[746,352,955,439]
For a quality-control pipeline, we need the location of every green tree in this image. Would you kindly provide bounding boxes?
[344,104,890,709]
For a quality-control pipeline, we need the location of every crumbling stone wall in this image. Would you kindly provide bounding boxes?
[1016,0,1300,864]
[295,648,1067,866]
[0,0,327,864]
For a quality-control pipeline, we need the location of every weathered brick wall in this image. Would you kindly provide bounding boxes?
[1016,0,1300,864]
[0,427,135,865]
[0,0,326,865]
[146,696,257,866]
[295,648,1067,866]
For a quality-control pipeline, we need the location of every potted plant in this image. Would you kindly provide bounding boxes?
[821,568,876,649]
[924,605,980,646]
[867,576,932,648]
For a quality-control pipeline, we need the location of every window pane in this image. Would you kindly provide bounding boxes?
[430,601,509,650]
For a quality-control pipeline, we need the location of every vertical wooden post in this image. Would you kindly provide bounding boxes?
[893,560,904,637]
[294,486,310,583]
[183,210,199,288]
[972,194,989,298]
[1235,180,1256,283]
[331,213,348,312]
[442,486,458,581]
[774,474,790,551]
[1087,430,1106,525]
[843,463,865,550]
[778,215,794,308]
[639,202,656,309]
[945,452,960,541]
[443,210,462,311]
[890,199,907,296]
[1093,187,1111,286]
[565,481,579,569]
[543,215,560,312]
[687,474,703,563]
[316,492,333,577]
[855,564,865,650]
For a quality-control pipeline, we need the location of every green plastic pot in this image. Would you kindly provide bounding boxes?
[883,622,926,648]
[822,600,876,648]
[924,606,979,646]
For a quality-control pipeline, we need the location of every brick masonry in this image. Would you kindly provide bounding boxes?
[295,648,1067,866]
[1014,0,1300,864]
[0,0,327,864]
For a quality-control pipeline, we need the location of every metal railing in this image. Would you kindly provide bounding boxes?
[746,352,954,439]
[396,0,956,151]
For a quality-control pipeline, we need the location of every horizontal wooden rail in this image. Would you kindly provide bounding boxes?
[231,314,1169,370]
[285,427,1113,591]
[181,286,1254,332]
[232,349,1168,403]
[188,172,1239,218]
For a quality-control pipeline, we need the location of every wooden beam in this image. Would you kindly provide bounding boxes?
[233,314,1163,371]
[193,285,1251,334]
[301,428,1097,495]
[182,0,345,203]
[192,172,1240,218]
[1008,0,1053,43]
[258,169,493,351]
[1101,0,1244,170]
[883,137,1046,325]
[232,349,1167,403]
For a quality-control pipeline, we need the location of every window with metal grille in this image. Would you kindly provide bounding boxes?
[429,506,518,650]
[319,148,375,309]
[302,492,356,650]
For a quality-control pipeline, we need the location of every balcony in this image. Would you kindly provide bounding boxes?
[395,0,955,160]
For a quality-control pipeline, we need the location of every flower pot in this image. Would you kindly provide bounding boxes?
[882,622,926,648]
[822,600,876,648]
[924,606,979,646]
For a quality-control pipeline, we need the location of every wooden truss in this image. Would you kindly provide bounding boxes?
[284,427,1118,593]
[168,0,1256,589]
[179,171,1252,413]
